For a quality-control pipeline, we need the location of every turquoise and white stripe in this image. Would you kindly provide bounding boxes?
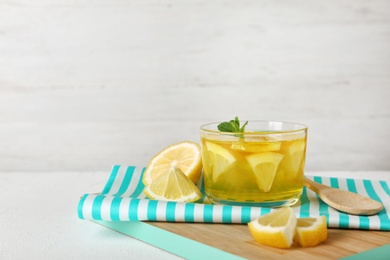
[78,165,390,230]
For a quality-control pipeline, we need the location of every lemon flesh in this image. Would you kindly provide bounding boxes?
[205,142,236,182]
[293,215,328,247]
[286,140,306,174]
[245,152,284,192]
[248,207,297,249]
[143,167,202,202]
[231,142,281,153]
[143,141,202,185]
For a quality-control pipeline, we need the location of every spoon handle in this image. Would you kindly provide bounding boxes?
[303,177,330,193]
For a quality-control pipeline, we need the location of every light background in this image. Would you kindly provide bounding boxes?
[1,0,389,172]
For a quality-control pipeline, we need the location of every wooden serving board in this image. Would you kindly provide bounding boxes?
[149,222,390,259]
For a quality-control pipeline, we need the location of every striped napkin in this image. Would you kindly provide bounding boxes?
[78,165,390,230]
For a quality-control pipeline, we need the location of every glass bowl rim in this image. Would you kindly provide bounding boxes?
[200,120,308,135]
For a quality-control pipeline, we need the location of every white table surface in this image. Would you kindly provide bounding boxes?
[1,171,389,259]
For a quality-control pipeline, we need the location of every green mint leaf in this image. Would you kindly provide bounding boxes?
[217,122,238,132]
[229,118,240,132]
[234,116,240,127]
[240,120,248,132]
[217,116,248,133]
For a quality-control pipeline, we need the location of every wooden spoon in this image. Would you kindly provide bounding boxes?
[303,177,383,215]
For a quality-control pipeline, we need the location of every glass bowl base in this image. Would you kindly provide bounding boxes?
[206,191,302,208]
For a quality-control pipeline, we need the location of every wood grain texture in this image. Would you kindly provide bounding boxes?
[149,222,390,259]
[0,0,389,172]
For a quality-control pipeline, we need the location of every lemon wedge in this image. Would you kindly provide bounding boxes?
[293,216,328,247]
[248,207,297,249]
[143,141,202,185]
[286,140,306,174]
[143,167,202,202]
[249,208,328,248]
[205,142,236,182]
[231,142,281,153]
[245,152,284,192]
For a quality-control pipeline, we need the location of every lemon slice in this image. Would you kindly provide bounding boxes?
[143,167,202,202]
[231,142,281,153]
[143,141,202,185]
[287,140,306,174]
[248,207,297,249]
[205,142,236,182]
[293,216,328,247]
[245,152,284,192]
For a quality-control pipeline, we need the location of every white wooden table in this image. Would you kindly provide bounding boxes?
[1,1,389,258]
[0,171,180,259]
[1,171,388,259]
